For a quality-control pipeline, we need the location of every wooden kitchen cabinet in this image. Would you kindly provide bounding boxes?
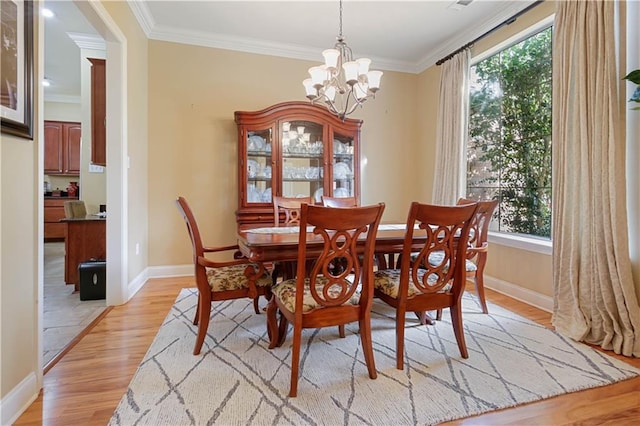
[44,121,81,175]
[44,198,69,241]
[234,101,362,230]
[89,58,106,166]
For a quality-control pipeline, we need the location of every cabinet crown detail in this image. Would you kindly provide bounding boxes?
[235,101,362,230]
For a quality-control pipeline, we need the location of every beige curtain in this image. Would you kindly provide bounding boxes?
[552,0,640,357]
[432,49,471,205]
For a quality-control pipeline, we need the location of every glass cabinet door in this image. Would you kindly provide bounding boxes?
[281,120,324,202]
[246,128,273,204]
[332,132,355,198]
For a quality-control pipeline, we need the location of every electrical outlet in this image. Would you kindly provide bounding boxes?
[135,243,140,255]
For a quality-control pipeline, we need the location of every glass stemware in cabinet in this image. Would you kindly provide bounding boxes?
[246,130,273,204]
[332,133,354,197]
[281,120,323,199]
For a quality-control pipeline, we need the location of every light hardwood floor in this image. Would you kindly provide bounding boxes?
[15,276,640,425]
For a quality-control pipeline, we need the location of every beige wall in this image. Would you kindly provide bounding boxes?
[101,0,149,283]
[1,1,41,406]
[147,42,421,267]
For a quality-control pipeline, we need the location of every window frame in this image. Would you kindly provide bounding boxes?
[467,14,555,253]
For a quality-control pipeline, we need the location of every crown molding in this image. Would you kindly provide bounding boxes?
[127,0,154,37]
[148,24,419,74]
[44,94,81,104]
[416,0,539,71]
[67,32,106,51]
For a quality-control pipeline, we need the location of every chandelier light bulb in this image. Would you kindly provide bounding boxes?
[356,58,371,75]
[342,61,359,85]
[367,70,383,91]
[323,49,340,70]
[303,79,317,98]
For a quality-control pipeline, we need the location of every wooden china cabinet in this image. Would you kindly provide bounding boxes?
[235,101,362,230]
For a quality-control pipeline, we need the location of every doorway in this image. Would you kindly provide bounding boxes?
[40,0,126,373]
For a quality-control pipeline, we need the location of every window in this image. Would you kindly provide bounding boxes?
[466,25,553,239]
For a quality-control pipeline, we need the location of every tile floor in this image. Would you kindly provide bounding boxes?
[43,242,106,367]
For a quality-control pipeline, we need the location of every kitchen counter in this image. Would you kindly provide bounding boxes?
[63,218,106,291]
[61,216,106,222]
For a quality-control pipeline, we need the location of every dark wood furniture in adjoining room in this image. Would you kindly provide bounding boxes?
[44,121,81,175]
[44,198,74,241]
[88,58,106,166]
[63,217,106,292]
[235,101,362,230]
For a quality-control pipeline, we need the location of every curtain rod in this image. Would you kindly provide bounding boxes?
[436,0,545,66]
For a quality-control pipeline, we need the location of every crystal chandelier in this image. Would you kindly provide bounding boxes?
[303,0,383,120]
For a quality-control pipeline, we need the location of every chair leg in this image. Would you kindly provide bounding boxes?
[271,263,282,286]
[193,295,200,325]
[474,273,489,314]
[253,297,260,314]
[338,324,345,338]
[395,307,406,370]
[277,313,289,347]
[193,298,211,355]
[450,303,468,358]
[266,296,279,349]
[359,315,377,379]
[289,322,303,397]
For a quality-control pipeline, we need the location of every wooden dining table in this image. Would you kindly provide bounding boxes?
[237,224,424,269]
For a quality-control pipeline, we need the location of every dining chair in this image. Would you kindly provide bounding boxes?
[63,200,87,219]
[374,201,477,370]
[432,197,499,318]
[175,196,272,355]
[273,195,314,227]
[321,195,358,208]
[266,202,385,397]
[271,195,314,285]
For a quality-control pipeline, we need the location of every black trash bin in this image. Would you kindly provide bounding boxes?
[78,259,106,301]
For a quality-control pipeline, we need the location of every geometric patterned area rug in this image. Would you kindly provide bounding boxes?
[109,288,640,425]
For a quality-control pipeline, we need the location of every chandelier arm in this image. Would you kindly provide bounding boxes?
[345,96,365,117]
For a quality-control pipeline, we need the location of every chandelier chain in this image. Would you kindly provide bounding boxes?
[338,0,343,40]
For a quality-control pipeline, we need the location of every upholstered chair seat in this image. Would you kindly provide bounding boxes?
[271,277,360,313]
[374,269,452,299]
[206,265,272,292]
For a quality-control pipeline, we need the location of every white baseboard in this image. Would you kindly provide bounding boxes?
[1,372,38,426]
[141,265,554,313]
[484,275,553,313]
[127,267,149,301]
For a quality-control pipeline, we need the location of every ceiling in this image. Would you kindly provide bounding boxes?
[44,0,537,101]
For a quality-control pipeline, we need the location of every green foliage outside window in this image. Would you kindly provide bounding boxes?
[467,26,553,238]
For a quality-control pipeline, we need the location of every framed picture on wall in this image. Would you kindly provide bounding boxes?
[1,0,34,140]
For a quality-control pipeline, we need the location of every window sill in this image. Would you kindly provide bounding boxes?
[488,232,552,256]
